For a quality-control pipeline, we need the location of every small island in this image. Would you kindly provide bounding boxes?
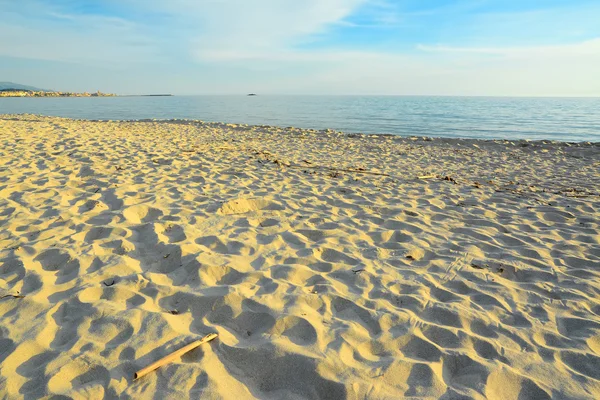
[0,89,116,97]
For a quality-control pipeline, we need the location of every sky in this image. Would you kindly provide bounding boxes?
[1,0,599,96]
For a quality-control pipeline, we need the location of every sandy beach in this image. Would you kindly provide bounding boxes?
[1,113,599,399]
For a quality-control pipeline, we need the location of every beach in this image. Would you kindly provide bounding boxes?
[0,113,599,398]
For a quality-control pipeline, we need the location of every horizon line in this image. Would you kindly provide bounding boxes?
[141,94,600,98]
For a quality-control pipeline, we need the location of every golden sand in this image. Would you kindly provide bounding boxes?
[0,114,599,398]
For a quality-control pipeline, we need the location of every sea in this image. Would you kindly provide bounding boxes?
[1,95,599,142]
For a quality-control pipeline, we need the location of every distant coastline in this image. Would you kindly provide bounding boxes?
[0,90,174,98]
[0,89,116,98]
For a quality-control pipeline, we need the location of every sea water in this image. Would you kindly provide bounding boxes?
[1,95,598,142]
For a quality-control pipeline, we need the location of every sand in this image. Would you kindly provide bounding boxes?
[0,113,599,399]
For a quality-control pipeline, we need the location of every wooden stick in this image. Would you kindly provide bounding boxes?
[417,174,437,179]
[134,333,218,380]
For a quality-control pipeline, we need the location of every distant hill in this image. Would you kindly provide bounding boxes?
[0,82,50,92]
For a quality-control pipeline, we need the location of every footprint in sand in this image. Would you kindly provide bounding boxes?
[122,205,163,224]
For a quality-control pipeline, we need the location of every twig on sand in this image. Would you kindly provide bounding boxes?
[417,174,437,180]
[134,333,218,380]
[0,293,24,300]
[288,164,391,177]
[566,194,597,198]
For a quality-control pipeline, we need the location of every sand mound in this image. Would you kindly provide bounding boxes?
[217,198,283,215]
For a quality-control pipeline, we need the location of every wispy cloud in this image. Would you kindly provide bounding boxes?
[418,38,600,56]
[133,0,369,61]
[0,3,161,65]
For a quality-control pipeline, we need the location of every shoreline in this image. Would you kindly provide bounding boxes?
[3,113,599,145]
[0,114,599,398]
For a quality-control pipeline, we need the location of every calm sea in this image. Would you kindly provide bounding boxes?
[1,95,599,142]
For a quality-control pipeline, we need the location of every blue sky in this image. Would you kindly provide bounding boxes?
[1,0,599,95]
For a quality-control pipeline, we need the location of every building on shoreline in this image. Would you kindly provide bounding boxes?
[0,89,116,97]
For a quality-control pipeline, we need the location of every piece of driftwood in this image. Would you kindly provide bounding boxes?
[134,333,218,380]
[417,174,437,179]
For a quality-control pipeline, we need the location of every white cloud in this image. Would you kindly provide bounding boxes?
[0,0,368,64]
[124,0,368,61]
[418,38,600,56]
[291,39,600,96]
